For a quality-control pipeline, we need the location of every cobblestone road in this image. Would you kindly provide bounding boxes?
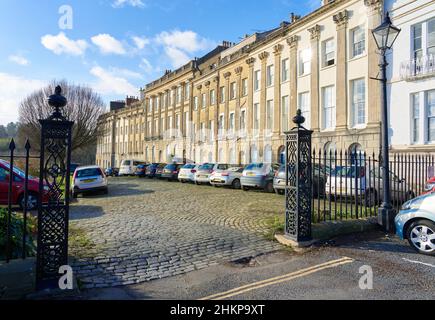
[69,177,285,289]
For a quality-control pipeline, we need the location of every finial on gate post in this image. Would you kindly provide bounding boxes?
[48,85,67,120]
[292,109,305,128]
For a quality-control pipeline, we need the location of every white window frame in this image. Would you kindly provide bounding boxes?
[351,26,366,58]
[254,70,261,91]
[322,86,336,130]
[298,92,310,129]
[281,95,289,133]
[242,78,248,96]
[351,78,366,127]
[323,38,335,67]
[299,49,311,76]
[230,82,237,100]
[266,99,273,134]
[266,64,274,87]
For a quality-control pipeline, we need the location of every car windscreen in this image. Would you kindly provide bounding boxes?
[182,164,196,169]
[245,163,265,171]
[165,164,176,170]
[121,160,131,166]
[199,164,214,170]
[77,168,102,178]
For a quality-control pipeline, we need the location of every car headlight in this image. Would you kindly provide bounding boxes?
[424,183,435,191]
[43,185,50,191]
[401,197,424,210]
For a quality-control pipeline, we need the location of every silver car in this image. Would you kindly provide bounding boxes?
[194,163,230,185]
[178,164,199,183]
[395,192,435,256]
[210,167,244,189]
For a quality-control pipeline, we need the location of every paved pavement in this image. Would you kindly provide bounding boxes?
[69,177,284,289]
[75,231,435,300]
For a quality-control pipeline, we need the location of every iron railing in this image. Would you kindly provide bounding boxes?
[0,139,39,262]
[311,149,435,223]
[400,55,435,80]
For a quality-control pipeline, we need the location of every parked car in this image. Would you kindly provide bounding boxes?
[145,163,164,179]
[241,163,280,193]
[325,166,415,206]
[423,177,435,195]
[104,167,119,177]
[70,163,81,175]
[210,166,244,189]
[161,163,184,181]
[119,160,145,176]
[71,165,108,198]
[178,164,199,183]
[135,164,147,178]
[155,164,166,179]
[194,163,230,185]
[0,159,49,210]
[395,192,435,256]
[273,164,330,196]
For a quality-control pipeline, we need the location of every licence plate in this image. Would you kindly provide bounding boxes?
[247,172,256,176]
[164,170,170,173]
[83,179,95,183]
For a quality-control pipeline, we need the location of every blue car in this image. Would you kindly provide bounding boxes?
[395,192,435,256]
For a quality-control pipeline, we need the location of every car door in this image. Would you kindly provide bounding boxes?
[0,167,9,203]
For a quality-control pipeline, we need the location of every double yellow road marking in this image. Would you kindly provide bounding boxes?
[200,257,354,300]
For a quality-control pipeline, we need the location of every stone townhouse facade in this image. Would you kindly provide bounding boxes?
[97,0,386,168]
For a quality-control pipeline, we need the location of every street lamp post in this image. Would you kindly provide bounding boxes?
[371,12,401,232]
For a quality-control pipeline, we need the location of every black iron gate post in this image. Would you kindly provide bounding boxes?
[36,86,74,290]
[285,110,313,244]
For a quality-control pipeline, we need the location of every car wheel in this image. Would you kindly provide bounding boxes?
[19,192,38,211]
[232,179,241,189]
[364,189,377,207]
[196,182,201,185]
[242,186,249,192]
[275,189,285,195]
[265,182,274,193]
[406,220,435,256]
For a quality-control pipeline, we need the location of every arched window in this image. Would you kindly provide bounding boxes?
[349,143,364,165]
[218,148,224,163]
[229,148,236,164]
[264,145,272,163]
[251,145,258,163]
[324,142,337,160]
[278,146,286,165]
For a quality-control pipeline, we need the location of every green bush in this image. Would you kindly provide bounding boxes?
[0,208,37,261]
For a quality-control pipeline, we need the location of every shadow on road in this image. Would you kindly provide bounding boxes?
[70,205,105,220]
[320,231,416,255]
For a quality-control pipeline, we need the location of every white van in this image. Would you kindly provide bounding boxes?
[119,160,145,176]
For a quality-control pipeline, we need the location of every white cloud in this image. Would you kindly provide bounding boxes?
[154,30,216,68]
[139,58,154,73]
[164,47,190,69]
[0,73,46,125]
[132,36,150,50]
[90,66,138,96]
[110,67,143,79]
[155,30,215,53]
[9,54,30,66]
[91,34,127,55]
[112,0,146,8]
[41,32,88,56]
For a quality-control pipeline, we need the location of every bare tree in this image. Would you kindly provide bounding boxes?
[18,80,106,155]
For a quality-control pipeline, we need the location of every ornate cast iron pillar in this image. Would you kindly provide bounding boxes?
[36,86,74,290]
[285,110,313,243]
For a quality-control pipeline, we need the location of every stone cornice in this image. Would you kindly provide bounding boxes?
[333,10,349,27]
[308,24,321,41]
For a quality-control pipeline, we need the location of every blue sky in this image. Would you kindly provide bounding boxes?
[0,0,318,125]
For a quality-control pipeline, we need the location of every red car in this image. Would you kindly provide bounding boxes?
[423,177,435,195]
[0,159,49,210]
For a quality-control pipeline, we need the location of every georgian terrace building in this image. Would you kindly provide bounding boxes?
[97,0,385,168]
[387,0,435,153]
